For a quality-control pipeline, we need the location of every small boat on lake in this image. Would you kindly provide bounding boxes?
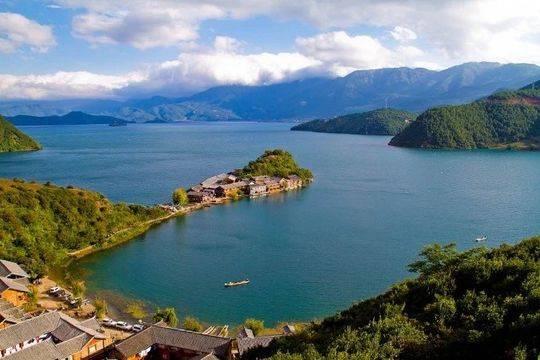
[475,235,487,242]
[224,279,250,288]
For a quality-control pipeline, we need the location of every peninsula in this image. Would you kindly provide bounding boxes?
[291,108,416,136]
[0,116,41,152]
[0,149,311,276]
[390,80,540,149]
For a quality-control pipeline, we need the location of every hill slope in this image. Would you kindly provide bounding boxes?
[1,62,539,122]
[0,116,41,152]
[7,111,131,126]
[291,109,416,135]
[0,179,167,276]
[389,80,540,149]
[259,237,540,360]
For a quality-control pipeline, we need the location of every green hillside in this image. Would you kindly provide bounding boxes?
[235,149,313,182]
[255,236,540,360]
[0,179,167,276]
[389,81,540,149]
[0,116,41,152]
[291,109,416,136]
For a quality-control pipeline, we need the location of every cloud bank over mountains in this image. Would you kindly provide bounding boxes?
[1,0,539,100]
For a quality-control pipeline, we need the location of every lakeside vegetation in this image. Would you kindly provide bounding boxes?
[0,178,167,276]
[390,80,540,149]
[235,149,313,182]
[250,236,540,360]
[291,109,416,136]
[0,116,41,152]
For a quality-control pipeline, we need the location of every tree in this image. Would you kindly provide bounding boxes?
[153,307,178,327]
[71,280,86,299]
[183,316,204,332]
[244,318,265,335]
[94,298,108,319]
[125,301,148,320]
[23,285,39,312]
[172,188,189,206]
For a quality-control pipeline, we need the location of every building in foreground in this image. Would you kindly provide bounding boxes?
[0,260,30,307]
[110,323,232,360]
[0,311,109,359]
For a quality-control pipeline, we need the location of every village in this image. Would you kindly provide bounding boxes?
[0,258,297,360]
[187,172,304,204]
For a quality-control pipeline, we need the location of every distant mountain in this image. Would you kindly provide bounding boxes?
[389,80,540,149]
[2,62,540,122]
[0,116,41,152]
[7,111,131,126]
[291,108,416,135]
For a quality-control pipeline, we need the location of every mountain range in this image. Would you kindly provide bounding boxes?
[7,111,131,126]
[1,62,540,123]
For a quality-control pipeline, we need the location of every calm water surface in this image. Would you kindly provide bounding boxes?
[1,123,539,325]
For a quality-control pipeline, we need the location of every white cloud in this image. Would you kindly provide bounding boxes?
[390,26,417,43]
[0,12,56,53]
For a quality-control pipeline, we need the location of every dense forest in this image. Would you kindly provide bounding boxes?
[0,179,167,276]
[0,116,41,152]
[236,149,313,182]
[248,236,539,360]
[389,80,540,149]
[291,109,416,136]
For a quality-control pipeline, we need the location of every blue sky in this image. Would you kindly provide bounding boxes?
[0,0,539,100]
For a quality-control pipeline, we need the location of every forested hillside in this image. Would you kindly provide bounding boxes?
[0,116,41,152]
[253,237,540,360]
[0,179,167,276]
[291,109,415,135]
[389,80,540,149]
[235,149,313,182]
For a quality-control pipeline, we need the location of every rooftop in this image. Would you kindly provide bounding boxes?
[115,324,232,359]
[0,260,29,279]
[0,277,29,294]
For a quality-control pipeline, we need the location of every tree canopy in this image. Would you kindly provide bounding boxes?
[0,116,41,152]
[255,236,540,360]
[291,109,416,136]
[389,81,540,149]
[236,149,313,182]
[0,178,167,276]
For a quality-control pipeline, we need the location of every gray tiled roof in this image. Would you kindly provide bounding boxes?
[0,261,29,279]
[115,324,232,359]
[0,277,29,293]
[2,339,62,360]
[55,333,92,358]
[237,336,279,356]
[0,311,104,350]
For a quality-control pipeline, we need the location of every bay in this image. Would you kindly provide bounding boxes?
[1,122,539,325]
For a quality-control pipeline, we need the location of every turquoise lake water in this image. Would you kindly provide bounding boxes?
[1,122,540,325]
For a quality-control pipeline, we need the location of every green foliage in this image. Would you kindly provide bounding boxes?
[23,285,39,312]
[244,318,265,335]
[0,116,41,152]
[71,280,86,299]
[0,178,168,276]
[183,316,204,332]
[390,81,540,149]
[172,187,189,206]
[292,109,416,136]
[262,236,540,360]
[125,301,148,319]
[236,149,313,182]
[93,298,108,319]
[153,307,179,327]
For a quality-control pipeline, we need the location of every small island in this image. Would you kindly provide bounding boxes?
[390,80,540,149]
[7,111,132,126]
[0,116,41,152]
[181,149,313,205]
[291,108,416,136]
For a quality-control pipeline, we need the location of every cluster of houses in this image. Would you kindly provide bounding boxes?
[0,259,297,360]
[187,172,304,204]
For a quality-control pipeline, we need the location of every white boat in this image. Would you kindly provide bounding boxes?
[475,235,487,242]
[224,279,250,287]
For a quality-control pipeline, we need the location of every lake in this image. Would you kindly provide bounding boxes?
[1,122,539,325]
